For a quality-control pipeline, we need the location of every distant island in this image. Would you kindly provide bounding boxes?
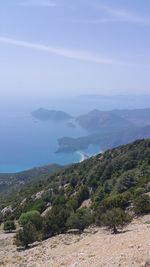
[31,108,73,122]
[76,109,133,132]
[56,108,150,153]
[31,107,150,155]
[76,108,150,131]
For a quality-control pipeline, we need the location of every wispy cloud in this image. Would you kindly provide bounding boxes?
[100,5,150,24]
[81,5,150,25]
[0,36,125,65]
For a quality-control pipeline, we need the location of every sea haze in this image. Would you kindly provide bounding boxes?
[0,100,87,173]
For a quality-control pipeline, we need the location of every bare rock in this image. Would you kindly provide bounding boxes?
[79,199,92,209]
[41,206,52,217]
[1,206,13,216]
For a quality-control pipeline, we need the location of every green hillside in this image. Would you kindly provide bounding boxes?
[1,139,150,226]
[0,164,62,195]
[0,139,149,250]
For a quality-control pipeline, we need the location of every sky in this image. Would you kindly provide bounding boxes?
[0,0,150,98]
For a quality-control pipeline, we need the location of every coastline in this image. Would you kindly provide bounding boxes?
[76,151,89,162]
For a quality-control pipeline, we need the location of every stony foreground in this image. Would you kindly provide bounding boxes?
[0,215,150,267]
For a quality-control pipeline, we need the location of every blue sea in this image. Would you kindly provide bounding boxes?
[0,96,100,173]
[1,94,149,173]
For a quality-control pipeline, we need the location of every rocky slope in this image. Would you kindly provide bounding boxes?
[0,215,149,267]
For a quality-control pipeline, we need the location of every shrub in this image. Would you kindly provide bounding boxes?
[97,193,130,214]
[133,187,145,197]
[15,222,41,249]
[66,198,78,211]
[116,171,138,193]
[76,185,90,207]
[42,207,70,239]
[4,220,16,232]
[102,208,131,234]
[42,213,60,239]
[133,194,150,215]
[93,186,105,204]
[19,210,42,230]
[66,208,93,232]
[29,199,46,213]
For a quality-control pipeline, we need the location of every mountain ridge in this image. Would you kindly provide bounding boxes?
[0,164,62,195]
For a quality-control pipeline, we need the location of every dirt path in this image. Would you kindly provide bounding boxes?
[0,215,150,267]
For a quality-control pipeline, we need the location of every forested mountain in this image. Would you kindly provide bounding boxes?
[76,108,150,132]
[76,109,133,132]
[57,125,150,153]
[1,139,150,224]
[0,164,61,195]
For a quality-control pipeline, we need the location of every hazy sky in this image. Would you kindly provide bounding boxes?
[0,0,150,97]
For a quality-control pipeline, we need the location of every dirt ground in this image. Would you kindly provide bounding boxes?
[0,215,150,267]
